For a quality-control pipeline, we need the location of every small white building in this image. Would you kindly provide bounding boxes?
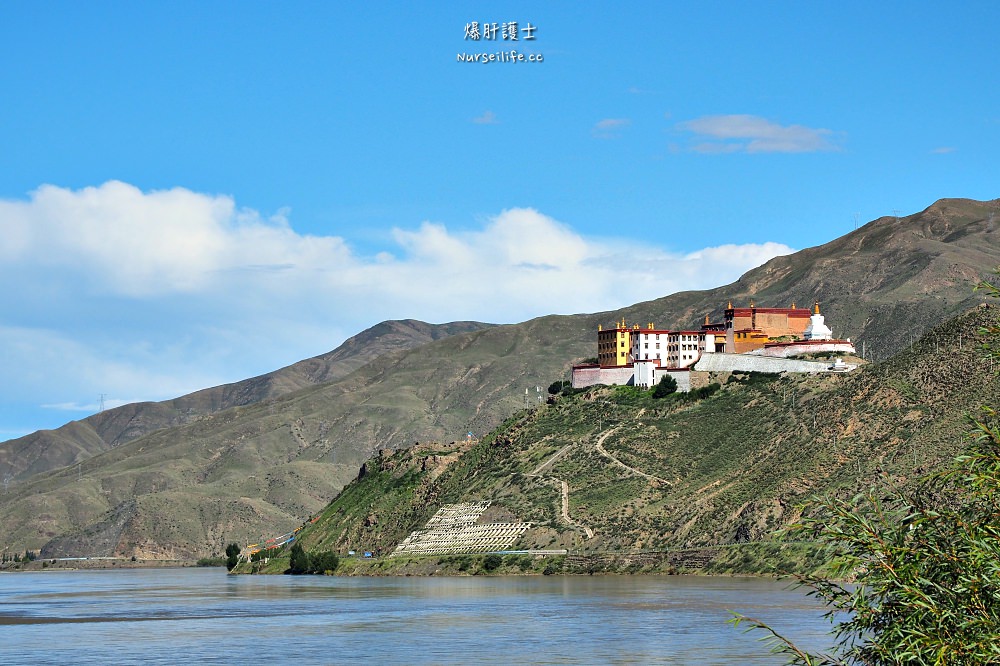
[803,305,834,340]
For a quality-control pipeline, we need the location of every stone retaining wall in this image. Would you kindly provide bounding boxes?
[694,353,853,374]
[571,365,635,389]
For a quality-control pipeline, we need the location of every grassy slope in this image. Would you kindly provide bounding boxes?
[3,198,999,559]
[260,305,999,575]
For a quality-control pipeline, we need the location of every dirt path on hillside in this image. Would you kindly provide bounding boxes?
[558,479,594,539]
[529,443,573,476]
[526,443,594,540]
[594,429,672,486]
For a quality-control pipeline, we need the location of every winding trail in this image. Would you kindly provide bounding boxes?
[526,443,594,540]
[594,429,672,486]
[529,443,573,476]
[522,426,673,541]
[554,478,594,539]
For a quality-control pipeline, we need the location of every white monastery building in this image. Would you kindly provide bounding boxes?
[573,301,857,391]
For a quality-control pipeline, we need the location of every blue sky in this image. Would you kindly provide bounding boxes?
[1,2,998,439]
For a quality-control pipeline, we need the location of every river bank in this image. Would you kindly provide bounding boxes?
[1,540,830,577]
[1,557,200,572]
[236,540,830,577]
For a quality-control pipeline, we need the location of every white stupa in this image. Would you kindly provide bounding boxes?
[803,302,833,341]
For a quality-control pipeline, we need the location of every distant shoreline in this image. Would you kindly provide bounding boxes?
[1,558,201,572]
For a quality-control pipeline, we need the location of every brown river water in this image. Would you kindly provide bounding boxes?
[0,567,834,664]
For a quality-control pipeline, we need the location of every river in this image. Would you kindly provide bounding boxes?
[1,568,834,664]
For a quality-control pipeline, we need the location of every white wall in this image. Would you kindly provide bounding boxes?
[693,353,854,374]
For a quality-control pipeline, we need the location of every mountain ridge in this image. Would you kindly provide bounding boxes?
[0,319,493,485]
[2,196,998,558]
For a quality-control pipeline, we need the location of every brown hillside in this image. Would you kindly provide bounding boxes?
[1,197,998,559]
[0,319,492,485]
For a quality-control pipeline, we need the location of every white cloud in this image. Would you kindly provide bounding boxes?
[0,182,793,434]
[0,181,350,296]
[930,146,956,154]
[472,110,498,124]
[677,114,840,153]
[592,118,631,139]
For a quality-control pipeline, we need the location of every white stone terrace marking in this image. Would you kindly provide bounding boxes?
[391,502,531,557]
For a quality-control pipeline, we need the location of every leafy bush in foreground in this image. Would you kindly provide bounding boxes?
[735,408,1000,664]
[733,274,1000,664]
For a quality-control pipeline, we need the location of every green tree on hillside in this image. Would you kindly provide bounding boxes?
[287,541,339,574]
[225,543,241,571]
[482,554,502,571]
[733,272,1000,664]
[288,542,309,574]
[311,551,339,574]
[652,375,677,398]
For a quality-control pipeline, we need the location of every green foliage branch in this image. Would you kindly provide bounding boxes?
[732,269,1000,665]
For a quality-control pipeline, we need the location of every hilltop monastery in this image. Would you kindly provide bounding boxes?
[573,301,857,391]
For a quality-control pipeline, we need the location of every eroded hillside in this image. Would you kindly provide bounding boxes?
[3,198,999,559]
[284,306,1000,569]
